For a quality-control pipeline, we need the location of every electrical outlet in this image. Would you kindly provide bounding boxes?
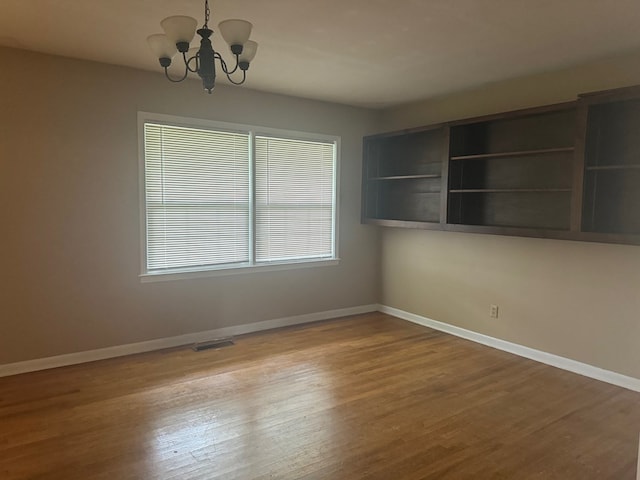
[490,304,499,319]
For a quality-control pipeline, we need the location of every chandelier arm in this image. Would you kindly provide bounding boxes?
[163,66,190,83]
[224,69,247,85]
[215,52,240,75]
[185,52,199,73]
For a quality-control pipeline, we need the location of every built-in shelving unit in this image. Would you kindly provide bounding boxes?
[447,106,576,231]
[362,126,446,225]
[361,85,640,245]
[581,96,640,236]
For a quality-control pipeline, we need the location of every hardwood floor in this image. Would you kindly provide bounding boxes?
[1,313,639,479]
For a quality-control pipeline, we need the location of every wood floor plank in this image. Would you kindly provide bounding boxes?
[1,313,639,479]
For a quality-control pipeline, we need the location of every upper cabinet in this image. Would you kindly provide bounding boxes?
[580,91,640,237]
[447,105,576,232]
[362,85,640,245]
[362,126,447,227]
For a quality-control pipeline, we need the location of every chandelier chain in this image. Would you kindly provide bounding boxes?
[204,0,211,28]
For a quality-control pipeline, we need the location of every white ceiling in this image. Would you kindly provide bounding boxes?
[2,0,640,108]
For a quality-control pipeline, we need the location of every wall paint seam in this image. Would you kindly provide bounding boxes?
[0,304,378,378]
[379,305,640,393]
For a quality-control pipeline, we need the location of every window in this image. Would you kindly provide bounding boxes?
[139,113,339,280]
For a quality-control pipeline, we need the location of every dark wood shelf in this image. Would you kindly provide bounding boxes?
[363,86,640,245]
[582,96,640,235]
[450,188,571,193]
[362,126,447,225]
[585,164,640,171]
[363,218,443,229]
[450,147,575,161]
[369,174,441,180]
[447,107,576,231]
[450,222,570,231]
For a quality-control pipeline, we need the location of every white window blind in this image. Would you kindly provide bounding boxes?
[255,136,335,262]
[140,114,338,278]
[144,123,250,272]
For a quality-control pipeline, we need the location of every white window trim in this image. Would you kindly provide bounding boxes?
[137,112,341,282]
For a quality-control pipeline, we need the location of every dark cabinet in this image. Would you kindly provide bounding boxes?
[448,106,576,231]
[361,86,640,245]
[581,96,640,235]
[362,126,447,226]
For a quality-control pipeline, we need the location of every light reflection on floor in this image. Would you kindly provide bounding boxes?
[145,355,336,478]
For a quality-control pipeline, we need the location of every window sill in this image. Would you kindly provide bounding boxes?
[139,258,340,283]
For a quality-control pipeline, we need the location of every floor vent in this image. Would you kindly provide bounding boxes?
[192,338,235,352]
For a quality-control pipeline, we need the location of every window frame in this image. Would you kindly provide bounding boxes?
[138,112,340,283]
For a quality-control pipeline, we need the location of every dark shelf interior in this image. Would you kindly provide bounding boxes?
[448,191,571,230]
[585,99,640,167]
[368,177,441,223]
[449,152,573,191]
[363,127,445,224]
[447,110,575,231]
[366,129,444,178]
[582,99,640,234]
[449,109,576,157]
[583,167,640,234]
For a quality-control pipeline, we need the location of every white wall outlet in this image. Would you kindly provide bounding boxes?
[490,304,499,319]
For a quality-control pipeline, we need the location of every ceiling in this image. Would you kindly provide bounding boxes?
[2,0,640,108]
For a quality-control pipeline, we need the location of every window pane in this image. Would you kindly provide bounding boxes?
[255,136,335,262]
[144,123,250,271]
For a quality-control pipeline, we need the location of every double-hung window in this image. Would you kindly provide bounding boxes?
[139,113,339,280]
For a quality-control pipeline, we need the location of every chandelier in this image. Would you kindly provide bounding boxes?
[146,0,257,94]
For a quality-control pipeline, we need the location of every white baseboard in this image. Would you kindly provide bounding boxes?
[379,305,640,393]
[6,303,640,394]
[0,304,378,378]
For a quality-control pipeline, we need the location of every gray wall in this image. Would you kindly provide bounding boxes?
[0,47,380,364]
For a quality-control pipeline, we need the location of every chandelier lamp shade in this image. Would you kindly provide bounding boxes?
[146,0,258,94]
